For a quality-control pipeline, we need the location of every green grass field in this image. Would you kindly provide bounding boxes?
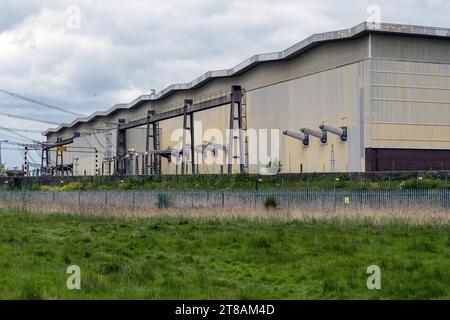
[0,210,448,300]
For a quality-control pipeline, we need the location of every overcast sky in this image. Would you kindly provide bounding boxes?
[0,0,449,169]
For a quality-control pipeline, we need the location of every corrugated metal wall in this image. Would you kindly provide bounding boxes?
[369,34,450,150]
[47,33,450,175]
[48,36,371,174]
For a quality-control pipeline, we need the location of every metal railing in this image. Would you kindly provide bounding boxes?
[1,189,449,212]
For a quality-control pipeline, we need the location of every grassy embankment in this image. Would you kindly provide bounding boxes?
[3,173,450,191]
[0,209,448,299]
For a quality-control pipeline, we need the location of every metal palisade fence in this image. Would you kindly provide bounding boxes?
[1,189,450,212]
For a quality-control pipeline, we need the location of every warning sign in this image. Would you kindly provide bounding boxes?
[57,146,68,152]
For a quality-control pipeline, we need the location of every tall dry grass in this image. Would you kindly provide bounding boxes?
[0,197,448,225]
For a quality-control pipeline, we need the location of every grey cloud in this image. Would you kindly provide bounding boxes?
[0,0,43,31]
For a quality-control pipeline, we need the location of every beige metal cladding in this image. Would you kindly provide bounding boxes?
[47,34,370,144]
[44,23,450,175]
[371,34,450,64]
[102,35,370,175]
[119,61,366,174]
[369,34,450,149]
[248,61,365,173]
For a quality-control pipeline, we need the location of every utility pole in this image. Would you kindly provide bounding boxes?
[95,148,99,176]
[0,140,8,165]
[24,145,29,177]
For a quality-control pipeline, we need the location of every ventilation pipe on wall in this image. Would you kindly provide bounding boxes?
[319,124,348,141]
[282,130,309,146]
[301,128,327,144]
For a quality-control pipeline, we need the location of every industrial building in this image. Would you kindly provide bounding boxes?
[42,22,450,176]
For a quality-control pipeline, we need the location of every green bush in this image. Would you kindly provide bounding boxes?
[157,193,171,209]
[120,178,139,190]
[264,195,277,209]
[398,177,446,190]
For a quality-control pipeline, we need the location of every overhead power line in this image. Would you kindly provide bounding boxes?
[1,147,31,151]
[0,111,60,125]
[0,125,39,143]
[0,132,29,143]
[0,128,43,134]
[0,88,85,117]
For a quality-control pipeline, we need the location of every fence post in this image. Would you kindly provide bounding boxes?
[221,190,224,209]
[321,191,324,211]
[333,187,337,214]
[287,191,290,209]
[25,190,29,211]
[447,189,450,209]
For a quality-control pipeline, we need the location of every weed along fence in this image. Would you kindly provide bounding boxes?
[1,190,450,214]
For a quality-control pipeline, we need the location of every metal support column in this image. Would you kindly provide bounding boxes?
[228,86,248,174]
[116,119,126,175]
[228,94,234,174]
[182,99,195,175]
[41,148,49,176]
[152,121,161,175]
[145,110,162,175]
[55,138,64,176]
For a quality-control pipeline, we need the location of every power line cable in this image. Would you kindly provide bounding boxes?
[0,111,60,125]
[0,125,40,143]
[0,128,43,134]
[0,88,85,117]
[28,151,40,164]
[92,131,107,150]
[0,133,29,143]
[1,147,31,151]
